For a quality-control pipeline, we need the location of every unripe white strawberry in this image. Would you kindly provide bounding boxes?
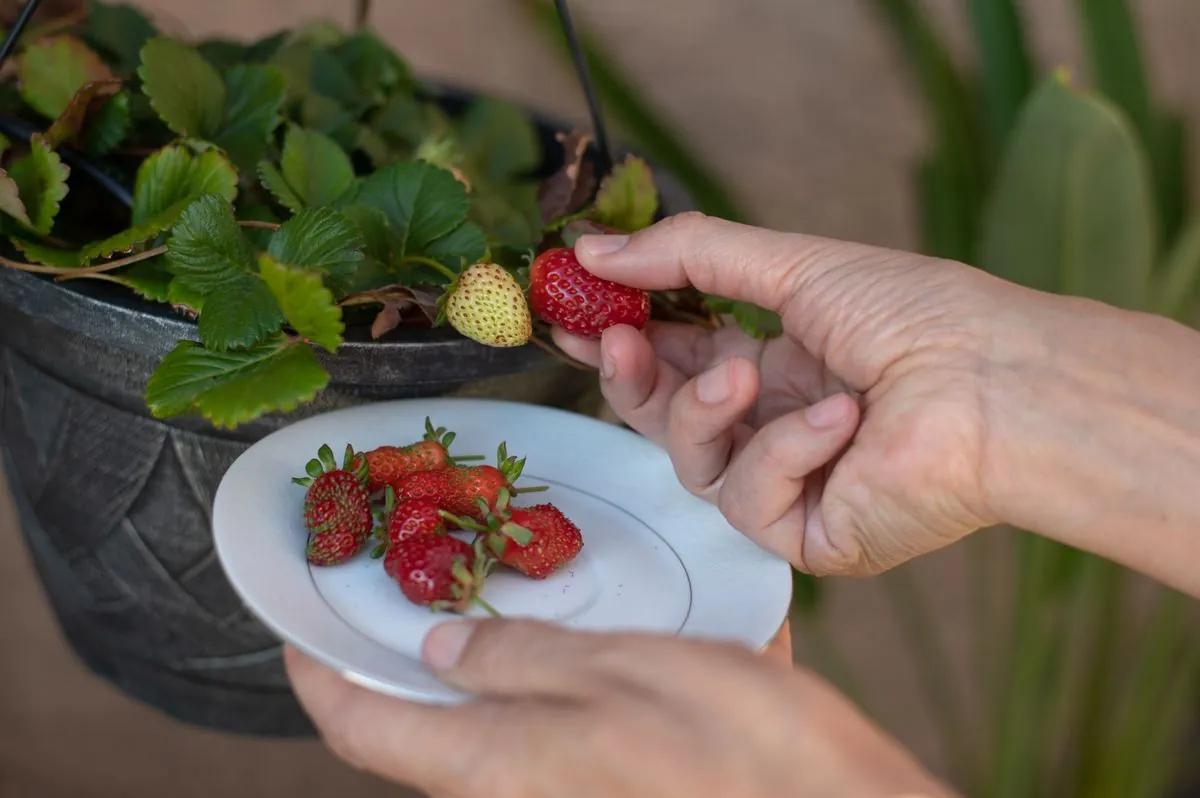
[443,262,531,347]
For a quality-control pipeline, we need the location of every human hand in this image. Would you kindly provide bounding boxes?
[286,620,951,798]
[555,212,1009,576]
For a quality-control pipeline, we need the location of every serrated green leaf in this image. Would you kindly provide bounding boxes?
[257,163,303,213]
[197,272,284,351]
[259,254,344,351]
[981,74,1155,308]
[83,90,132,156]
[423,221,486,272]
[340,204,394,264]
[216,64,286,172]
[166,194,257,292]
[112,257,174,302]
[167,277,205,311]
[457,98,540,182]
[85,2,158,75]
[166,195,285,348]
[470,183,541,248]
[138,37,225,139]
[266,207,364,295]
[372,92,427,148]
[145,337,328,428]
[300,93,359,150]
[331,31,411,104]
[9,136,70,235]
[132,145,238,225]
[10,237,81,267]
[1154,216,1200,320]
[592,155,659,233]
[79,204,184,262]
[338,160,470,260]
[263,126,355,212]
[17,36,113,119]
[0,170,32,227]
[43,80,122,149]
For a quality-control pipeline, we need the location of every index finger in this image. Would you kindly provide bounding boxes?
[575,212,839,315]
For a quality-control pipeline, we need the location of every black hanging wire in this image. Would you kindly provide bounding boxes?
[0,0,134,207]
[553,0,613,178]
[0,0,42,65]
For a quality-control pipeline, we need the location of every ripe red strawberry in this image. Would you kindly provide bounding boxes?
[384,534,498,614]
[391,443,546,519]
[293,444,371,566]
[388,498,445,545]
[491,503,583,579]
[364,418,480,492]
[528,246,650,338]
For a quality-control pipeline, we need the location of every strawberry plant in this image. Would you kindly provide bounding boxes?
[0,2,709,429]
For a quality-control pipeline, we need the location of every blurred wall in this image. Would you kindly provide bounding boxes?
[2,2,1198,797]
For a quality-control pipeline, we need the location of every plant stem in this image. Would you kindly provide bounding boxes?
[402,255,458,283]
[238,219,281,231]
[529,333,593,371]
[511,485,549,495]
[1,244,167,277]
[885,564,976,788]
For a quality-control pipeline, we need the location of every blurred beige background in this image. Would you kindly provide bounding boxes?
[3,1,1198,796]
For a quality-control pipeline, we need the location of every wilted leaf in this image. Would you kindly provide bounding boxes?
[0,169,32,227]
[44,79,122,148]
[539,130,595,223]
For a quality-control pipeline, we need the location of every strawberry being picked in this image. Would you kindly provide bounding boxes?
[529,246,650,338]
[391,442,546,519]
[364,417,481,492]
[293,444,372,566]
[385,534,498,615]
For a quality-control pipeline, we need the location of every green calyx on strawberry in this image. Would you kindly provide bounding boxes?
[391,441,547,519]
[438,262,532,348]
[294,444,372,566]
[444,489,582,579]
[385,533,500,616]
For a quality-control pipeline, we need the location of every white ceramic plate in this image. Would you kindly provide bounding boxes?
[213,398,791,703]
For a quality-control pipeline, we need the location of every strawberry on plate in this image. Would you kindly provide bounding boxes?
[385,534,498,615]
[364,417,480,492]
[391,442,546,519]
[293,444,372,566]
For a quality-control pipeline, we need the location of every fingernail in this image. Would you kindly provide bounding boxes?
[577,234,629,257]
[599,336,616,380]
[805,394,850,429]
[696,361,733,404]
[423,621,475,670]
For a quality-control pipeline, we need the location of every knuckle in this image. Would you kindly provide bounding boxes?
[659,210,711,235]
[717,481,756,534]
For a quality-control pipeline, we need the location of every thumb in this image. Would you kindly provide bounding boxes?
[575,212,838,316]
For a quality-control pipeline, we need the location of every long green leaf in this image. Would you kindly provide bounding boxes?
[966,0,1034,153]
[981,73,1156,308]
[1076,0,1185,243]
[872,0,987,262]
[520,0,744,221]
[1154,215,1200,321]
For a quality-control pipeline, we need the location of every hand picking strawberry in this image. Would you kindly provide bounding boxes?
[529,246,650,338]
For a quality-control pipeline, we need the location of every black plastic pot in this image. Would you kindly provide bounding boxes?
[0,96,691,735]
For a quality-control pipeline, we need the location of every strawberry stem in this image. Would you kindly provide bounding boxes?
[472,595,502,618]
[404,255,459,283]
[512,485,550,494]
[451,454,486,463]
